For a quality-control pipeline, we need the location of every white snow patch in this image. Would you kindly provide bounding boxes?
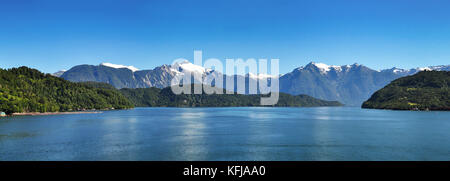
[172,61,206,74]
[100,63,139,72]
[392,68,407,73]
[311,62,346,73]
[418,67,432,71]
[330,65,342,72]
[312,62,331,72]
[248,72,278,79]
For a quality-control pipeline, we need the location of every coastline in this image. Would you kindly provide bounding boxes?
[10,111,102,116]
[361,106,450,111]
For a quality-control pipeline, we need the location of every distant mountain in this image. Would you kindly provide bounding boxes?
[61,62,216,89]
[281,63,396,106]
[362,71,450,110]
[380,65,450,76]
[60,62,450,106]
[99,63,139,72]
[280,63,449,106]
[60,61,260,92]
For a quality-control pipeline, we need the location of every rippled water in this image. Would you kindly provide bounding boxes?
[0,107,449,161]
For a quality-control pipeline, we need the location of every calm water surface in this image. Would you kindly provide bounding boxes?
[0,107,449,161]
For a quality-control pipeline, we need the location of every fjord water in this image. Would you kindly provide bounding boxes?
[0,107,449,161]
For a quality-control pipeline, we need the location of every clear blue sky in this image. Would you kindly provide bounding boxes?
[1,0,449,73]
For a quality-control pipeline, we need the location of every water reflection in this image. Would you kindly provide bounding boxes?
[170,109,207,160]
[244,108,276,160]
[0,107,449,160]
[310,107,334,160]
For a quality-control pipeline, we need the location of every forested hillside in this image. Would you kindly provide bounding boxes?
[362,71,449,110]
[120,85,343,107]
[0,67,134,114]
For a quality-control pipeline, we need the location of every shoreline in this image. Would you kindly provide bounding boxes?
[10,111,103,116]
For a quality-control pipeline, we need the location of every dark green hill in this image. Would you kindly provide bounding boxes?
[120,85,343,107]
[0,67,134,114]
[362,71,449,110]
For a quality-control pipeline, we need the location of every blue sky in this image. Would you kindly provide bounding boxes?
[0,0,449,73]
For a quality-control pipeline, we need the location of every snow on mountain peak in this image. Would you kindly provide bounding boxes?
[382,65,450,74]
[311,62,331,72]
[248,72,278,79]
[389,67,407,73]
[100,63,139,72]
[418,67,432,71]
[393,69,403,73]
[171,61,206,74]
[310,62,347,73]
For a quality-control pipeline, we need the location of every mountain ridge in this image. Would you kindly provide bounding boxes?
[58,61,450,106]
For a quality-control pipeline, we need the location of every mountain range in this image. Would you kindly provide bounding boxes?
[279,63,449,105]
[56,62,450,106]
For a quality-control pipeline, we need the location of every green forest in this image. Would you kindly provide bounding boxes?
[0,67,134,114]
[120,85,343,107]
[362,71,449,110]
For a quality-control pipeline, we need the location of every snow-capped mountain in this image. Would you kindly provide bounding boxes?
[381,65,450,76]
[296,62,361,74]
[427,65,450,71]
[61,61,216,89]
[59,61,449,105]
[280,62,449,105]
[299,62,347,74]
[171,60,210,75]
